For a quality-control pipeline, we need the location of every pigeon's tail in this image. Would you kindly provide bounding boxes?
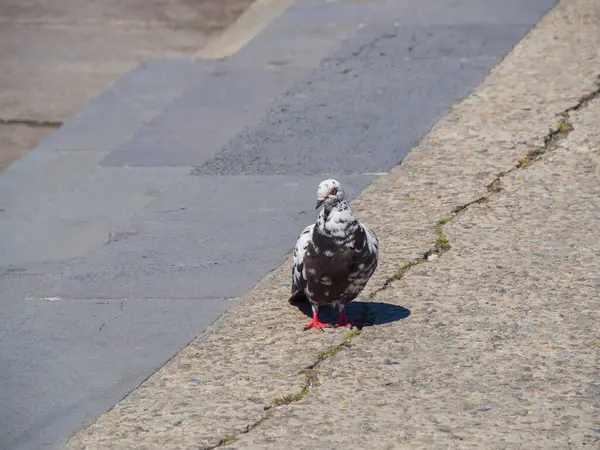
[288,290,308,305]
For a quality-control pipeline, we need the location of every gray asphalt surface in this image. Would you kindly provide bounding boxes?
[0,0,255,170]
[0,0,556,448]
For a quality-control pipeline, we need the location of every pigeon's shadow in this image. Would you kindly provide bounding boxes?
[292,299,411,329]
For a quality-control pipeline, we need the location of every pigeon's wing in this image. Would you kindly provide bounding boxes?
[364,225,379,263]
[337,223,379,302]
[290,224,314,304]
[360,224,379,279]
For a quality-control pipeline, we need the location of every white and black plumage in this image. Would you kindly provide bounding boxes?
[289,179,379,330]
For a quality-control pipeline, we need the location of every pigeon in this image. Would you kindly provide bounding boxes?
[289,179,379,331]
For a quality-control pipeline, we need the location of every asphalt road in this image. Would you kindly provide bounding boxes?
[0,0,254,170]
[0,0,556,449]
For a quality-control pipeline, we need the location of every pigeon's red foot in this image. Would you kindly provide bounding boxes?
[304,307,329,332]
[304,319,329,331]
[335,310,352,329]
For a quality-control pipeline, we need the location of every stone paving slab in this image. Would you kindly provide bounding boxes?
[66,0,600,448]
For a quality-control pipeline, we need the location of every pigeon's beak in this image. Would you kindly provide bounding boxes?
[316,197,326,209]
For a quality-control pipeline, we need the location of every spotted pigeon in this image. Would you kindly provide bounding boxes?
[289,179,379,330]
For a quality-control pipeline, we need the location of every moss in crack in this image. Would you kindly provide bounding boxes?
[316,330,361,361]
[543,117,573,148]
[435,235,450,250]
[393,259,426,280]
[344,328,361,343]
[210,409,275,449]
[385,219,454,285]
[218,435,236,445]
[517,155,537,168]
[273,370,318,406]
[376,216,454,296]
[452,196,488,215]
[273,391,305,406]
[273,369,321,405]
[490,109,581,183]
[303,368,320,386]
[316,345,342,362]
[518,118,573,168]
[273,330,361,406]
[434,221,451,252]
[370,256,428,300]
[556,118,573,133]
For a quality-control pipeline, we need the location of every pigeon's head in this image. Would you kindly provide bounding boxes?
[316,179,346,209]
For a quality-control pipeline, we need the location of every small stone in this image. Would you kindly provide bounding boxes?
[497,288,506,294]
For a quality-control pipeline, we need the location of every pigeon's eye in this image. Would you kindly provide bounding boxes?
[330,187,338,195]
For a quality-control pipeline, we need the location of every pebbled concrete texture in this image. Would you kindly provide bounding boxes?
[66,0,600,448]
[229,107,600,448]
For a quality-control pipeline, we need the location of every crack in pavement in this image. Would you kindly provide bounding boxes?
[0,308,38,342]
[86,74,600,449]
[208,328,363,449]
[0,118,63,128]
[351,31,398,59]
[370,75,600,295]
[560,77,600,116]
[321,29,399,69]
[271,328,363,405]
[98,299,126,332]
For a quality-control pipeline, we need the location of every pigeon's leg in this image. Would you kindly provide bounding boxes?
[304,304,329,331]
[335,303,352,329]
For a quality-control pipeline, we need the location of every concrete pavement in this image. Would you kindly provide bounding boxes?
[63,0,600,448]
